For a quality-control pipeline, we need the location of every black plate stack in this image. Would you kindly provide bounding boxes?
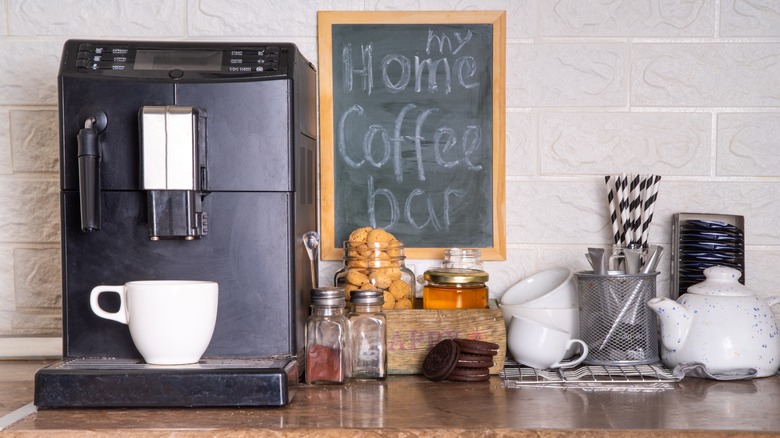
[672,214,745,299]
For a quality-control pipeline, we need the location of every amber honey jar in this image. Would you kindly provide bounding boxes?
[422,268,489,310]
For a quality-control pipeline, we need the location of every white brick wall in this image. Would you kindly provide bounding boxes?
[1,0,779,345]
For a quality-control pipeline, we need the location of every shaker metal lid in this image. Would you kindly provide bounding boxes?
[311,286,346,305]
[424,268,488,284]
[349,289,384,304]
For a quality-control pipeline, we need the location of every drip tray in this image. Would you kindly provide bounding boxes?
[35,357,299,408]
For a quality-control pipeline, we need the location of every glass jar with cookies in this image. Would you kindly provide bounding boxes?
[334,227,416,310]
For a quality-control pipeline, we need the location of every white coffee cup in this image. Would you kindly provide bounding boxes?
[507,316,588,369]
[90,280,218,365]
[500,267,577,309]
[499,305,581,358]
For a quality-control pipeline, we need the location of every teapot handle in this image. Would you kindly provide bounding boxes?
[768,296,780,307]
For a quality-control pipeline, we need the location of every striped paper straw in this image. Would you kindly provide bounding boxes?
[604,175,620,245]
[634,175,648,245]
[619,174,631,246]
[628,174,641,245]
[640,175,661,247]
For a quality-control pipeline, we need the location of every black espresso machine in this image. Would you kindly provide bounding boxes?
[34,40,317,407]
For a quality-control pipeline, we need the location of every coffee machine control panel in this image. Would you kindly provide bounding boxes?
[68,41,290,79]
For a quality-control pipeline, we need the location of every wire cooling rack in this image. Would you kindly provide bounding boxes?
[500,360,680,391]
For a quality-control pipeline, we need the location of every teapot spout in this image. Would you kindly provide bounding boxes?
[647,297,692,352]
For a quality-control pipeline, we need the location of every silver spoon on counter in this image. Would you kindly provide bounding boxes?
[302,231,320,288]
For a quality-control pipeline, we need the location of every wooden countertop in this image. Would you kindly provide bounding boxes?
[1,360,779,437]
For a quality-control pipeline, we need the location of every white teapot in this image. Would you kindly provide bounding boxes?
[647,266,780,377]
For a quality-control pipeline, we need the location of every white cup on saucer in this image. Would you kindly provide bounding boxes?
[507,316,588,369]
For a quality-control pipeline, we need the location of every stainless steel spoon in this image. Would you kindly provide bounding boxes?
[302,231,320,288]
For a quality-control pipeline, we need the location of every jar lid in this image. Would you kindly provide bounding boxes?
[310,287,346,306]
[424,268,488,284]
[350,289,384,305]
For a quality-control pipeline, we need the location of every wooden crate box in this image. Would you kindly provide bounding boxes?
[385,306,506,375]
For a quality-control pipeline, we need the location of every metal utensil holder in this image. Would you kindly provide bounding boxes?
[576,271,659,366]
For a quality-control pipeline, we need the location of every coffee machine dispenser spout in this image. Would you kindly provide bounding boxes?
[139,106,207,240]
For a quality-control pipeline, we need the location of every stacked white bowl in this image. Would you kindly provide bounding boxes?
[499,267,581,359]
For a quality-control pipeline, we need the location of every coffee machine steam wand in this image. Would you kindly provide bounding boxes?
[76,108,107,232]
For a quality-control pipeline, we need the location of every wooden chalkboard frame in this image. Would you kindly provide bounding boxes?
[318,10,506,261]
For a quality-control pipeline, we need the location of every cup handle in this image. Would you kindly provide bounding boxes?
[552,339,589,369]
[90,285,128,325]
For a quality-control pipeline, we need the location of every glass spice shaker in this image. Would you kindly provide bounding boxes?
[348,289,387,380]
[305,287,349,385]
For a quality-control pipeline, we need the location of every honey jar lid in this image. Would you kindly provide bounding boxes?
[423,268,488,284]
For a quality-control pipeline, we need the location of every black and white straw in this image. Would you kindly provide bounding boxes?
[604,173,661,247]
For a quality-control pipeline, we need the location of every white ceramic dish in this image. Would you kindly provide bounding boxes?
[500,267,577,309]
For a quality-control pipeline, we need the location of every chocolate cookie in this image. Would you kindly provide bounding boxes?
[453,338,499,356]
[422,339,460,381]
[456,353,495,368]
[446,366,490,382]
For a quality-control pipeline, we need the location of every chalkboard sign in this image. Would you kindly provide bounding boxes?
[318,11,506,260]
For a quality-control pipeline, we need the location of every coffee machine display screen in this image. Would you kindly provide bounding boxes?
[134,49,223,71]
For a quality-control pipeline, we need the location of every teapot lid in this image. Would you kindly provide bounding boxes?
[687,266,752,297]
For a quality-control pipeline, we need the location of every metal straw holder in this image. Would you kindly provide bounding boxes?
[575,271,659,366]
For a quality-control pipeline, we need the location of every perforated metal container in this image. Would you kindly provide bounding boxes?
[576,271,660,366]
